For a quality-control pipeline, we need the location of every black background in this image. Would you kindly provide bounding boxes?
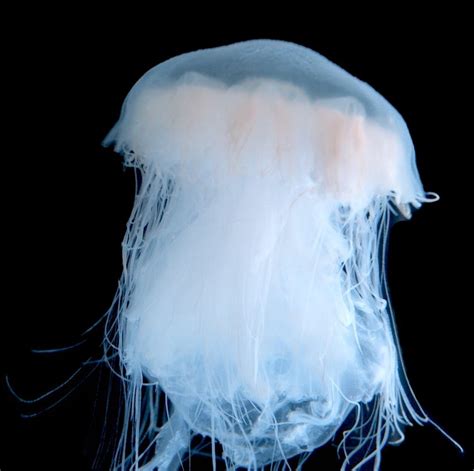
[1,12,472,471]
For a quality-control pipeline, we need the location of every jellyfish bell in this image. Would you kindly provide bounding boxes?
[103,40,435,470]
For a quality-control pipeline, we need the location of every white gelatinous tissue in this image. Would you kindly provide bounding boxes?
[102,40,438,470]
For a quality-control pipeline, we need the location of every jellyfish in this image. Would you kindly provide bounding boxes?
[102,40,440,470]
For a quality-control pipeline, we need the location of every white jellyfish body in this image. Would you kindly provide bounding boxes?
[103,40,432,470]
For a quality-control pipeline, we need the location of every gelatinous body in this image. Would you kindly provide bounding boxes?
[103,40,432,470]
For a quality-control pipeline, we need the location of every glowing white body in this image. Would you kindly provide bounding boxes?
[104,40,430,470]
